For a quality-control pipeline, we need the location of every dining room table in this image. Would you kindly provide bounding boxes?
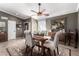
[32,35,51,55]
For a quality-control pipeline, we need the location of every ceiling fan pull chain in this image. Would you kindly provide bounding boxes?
[38,3,41,12]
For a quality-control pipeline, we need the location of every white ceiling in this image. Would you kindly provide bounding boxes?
[0,3,78,19]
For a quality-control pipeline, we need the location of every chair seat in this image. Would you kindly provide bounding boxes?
[44,40,55,51]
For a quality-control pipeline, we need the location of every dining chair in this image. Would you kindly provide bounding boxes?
[24,30,38,56]
[43,30,64,56]
[25,31,34,55]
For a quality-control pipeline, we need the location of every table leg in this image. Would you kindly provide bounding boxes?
[41,41,45,56]
[69,49,71,56]
[64,35,67,45]
[68,39,71,46]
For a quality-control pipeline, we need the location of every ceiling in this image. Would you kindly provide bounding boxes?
[0,3,78,19]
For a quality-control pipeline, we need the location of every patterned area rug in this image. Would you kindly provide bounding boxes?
[24,45,71,56]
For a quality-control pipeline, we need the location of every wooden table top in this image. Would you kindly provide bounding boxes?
[33,35,51,42]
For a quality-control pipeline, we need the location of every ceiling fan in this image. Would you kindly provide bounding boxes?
[31,3,49,16]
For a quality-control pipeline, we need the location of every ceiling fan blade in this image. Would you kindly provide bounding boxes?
[43,13,49,16]
[41,9,46,13]
[31,10,38,13]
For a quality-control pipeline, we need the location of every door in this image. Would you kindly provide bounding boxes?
[8,20,16,40]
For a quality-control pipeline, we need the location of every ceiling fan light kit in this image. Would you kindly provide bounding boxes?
[31,3,49,16]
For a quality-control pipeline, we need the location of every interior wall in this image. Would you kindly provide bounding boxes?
[46,12,78,32]
[77,9,79,47]
[66,12,78,31]
[0,11,23,40]
[24,18,32,30]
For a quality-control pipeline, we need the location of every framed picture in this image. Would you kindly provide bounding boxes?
[0,22,6,27]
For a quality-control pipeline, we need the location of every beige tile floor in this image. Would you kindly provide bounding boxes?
[0,39,26,56]
[59,44,79,56]
[0,38,79,56]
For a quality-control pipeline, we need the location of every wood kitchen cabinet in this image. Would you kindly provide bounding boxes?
[0,20,7,42]
[0,32,7,42]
